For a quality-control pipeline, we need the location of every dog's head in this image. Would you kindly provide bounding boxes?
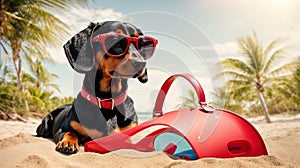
[64,21,157,83]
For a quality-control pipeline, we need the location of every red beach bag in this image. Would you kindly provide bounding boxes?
[85,73,268,160]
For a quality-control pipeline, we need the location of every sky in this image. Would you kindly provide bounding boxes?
[10,0,300,113]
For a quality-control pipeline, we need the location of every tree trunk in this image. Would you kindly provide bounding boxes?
[0,3,5,40]
[18,49,30,113]
[12,40,20,113]
[256,90,271,123]
[12,39,30,113]
[11,39,21,86]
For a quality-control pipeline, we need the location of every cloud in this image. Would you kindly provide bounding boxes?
[193,41,239,57]
[59,8,125,34]
[46,46,67,64]
[48,8,125,64]
[192,45,214,51]
[213,41,239,56]
[193,0,300,57]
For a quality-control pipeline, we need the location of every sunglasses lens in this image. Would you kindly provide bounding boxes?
[105,35,128,56]
[138,37,155,59]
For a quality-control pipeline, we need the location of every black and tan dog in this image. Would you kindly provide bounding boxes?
[36,21,157,154]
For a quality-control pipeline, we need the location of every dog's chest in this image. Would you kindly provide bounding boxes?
[74,100,119,137]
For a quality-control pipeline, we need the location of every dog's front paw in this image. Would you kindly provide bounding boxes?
[56,140,80,154]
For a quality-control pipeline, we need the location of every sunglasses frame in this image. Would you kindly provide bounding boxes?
[92,33,158,59]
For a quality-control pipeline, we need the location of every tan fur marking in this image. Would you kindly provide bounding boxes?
[95,51,104,68]
[133,31,139,37]
[138,68,146,78]
[56,132,80,153]
[110,122,138,143]
[99,75,112,92]
[116,29,124,34]
[111,78,122,92]
[120,121,138,131]
[112,122,138,134]
[62,132,78,143]
[97,55,126,92]
[70,121,103,139]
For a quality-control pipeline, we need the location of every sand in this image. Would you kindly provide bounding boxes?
[0,114,299,168]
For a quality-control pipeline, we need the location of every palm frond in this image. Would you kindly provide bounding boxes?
[262,45,290,74]
[263,39,280,57]
[2,11,26,22]
[41,0,89,10]
[266,62,297,78]
[220,58,254,74]
[215,70,252,82]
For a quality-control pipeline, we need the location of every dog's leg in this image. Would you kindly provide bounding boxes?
[54,130,80,154]
[110,121,138,135]
[109,122,138,144]
[36,104,71,138]
[36,113,53,138]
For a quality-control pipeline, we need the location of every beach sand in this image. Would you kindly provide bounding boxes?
[0,114,299,168]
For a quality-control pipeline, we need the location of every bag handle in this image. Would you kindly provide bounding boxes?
[153,73,214,117]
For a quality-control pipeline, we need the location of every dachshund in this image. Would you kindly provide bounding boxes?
[36,21,158,154]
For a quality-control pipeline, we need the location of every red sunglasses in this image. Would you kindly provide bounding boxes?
[92,33,158,60]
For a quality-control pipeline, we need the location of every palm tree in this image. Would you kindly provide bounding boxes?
[290,56,300,112]
[210,86,247,114]
[0,0,88,112]
[0,0,88,40]
[0,57,14,112]
[295,57,300,98]
[28,59,59,91]
[176,89,199,109]
[0,57,11,83]
[215,32,297,123]
[24,59,60,114]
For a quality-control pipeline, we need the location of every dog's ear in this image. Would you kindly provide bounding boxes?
[63,22,103,73]
[138,68,148,83]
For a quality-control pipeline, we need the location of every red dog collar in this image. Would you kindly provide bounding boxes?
[81,86,128,110]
